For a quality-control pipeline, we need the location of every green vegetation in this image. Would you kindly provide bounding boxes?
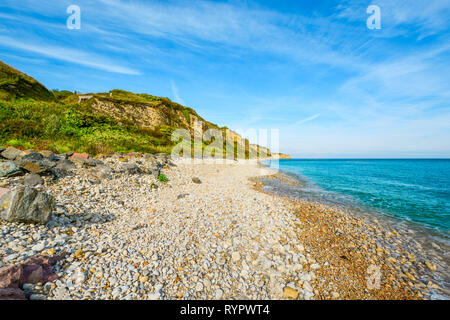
[158,174,169,182]
[0,99,175,155]
[0,61,55,102]
[0,60,270,159]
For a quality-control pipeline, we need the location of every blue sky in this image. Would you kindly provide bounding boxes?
[0,0,449,158]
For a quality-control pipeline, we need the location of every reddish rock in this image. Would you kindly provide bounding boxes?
[22,265,43,284]
[0,253,67,300]
[0,288,26,300]
[0,252,67,290]
[22,253,68,284]
[0,264,23,288]
[69,153,89,160]
[0,187,10,199]
[124,152,142,158]
[24,252,67,266]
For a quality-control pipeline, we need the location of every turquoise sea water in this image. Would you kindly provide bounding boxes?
[262,159,450,238]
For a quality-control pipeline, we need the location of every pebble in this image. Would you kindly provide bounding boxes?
[0,154,447,301]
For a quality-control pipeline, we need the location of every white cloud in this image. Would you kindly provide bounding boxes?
[294,114,321,126]
[170,80,185,105]
[0,35,140,75]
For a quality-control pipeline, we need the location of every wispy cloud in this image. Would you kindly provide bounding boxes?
[295,114,321,126]
[170,80,185,105]
[0,35,140,75]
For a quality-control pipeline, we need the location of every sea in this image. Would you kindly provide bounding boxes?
[261,159,450,240]
[260,158,450,298]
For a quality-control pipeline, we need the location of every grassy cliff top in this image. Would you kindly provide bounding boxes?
[0,61,55,102]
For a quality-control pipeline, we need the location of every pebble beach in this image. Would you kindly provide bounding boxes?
[1,152,448,300]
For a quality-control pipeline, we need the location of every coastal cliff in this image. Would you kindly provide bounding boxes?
[271,153,291,159]
[0,61,272,158]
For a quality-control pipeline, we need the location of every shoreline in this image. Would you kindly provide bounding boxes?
[0,154,448,300]
[255,164,449,299]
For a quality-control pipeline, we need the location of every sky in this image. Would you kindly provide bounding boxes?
[0,0,449,158]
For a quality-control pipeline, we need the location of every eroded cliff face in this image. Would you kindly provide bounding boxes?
[271,153,291,159]
[90,98,190,129]
[87,96,273,158]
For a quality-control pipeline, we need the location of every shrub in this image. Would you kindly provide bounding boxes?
[158,174,169,182]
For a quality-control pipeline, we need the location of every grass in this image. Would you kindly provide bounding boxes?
[0,61,55,102]
[0,99,175,155]
[158,174,169,182]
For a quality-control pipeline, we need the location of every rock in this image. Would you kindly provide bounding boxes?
[22,265,43,284]
[195,282,204,292]
[386,257,396,264]
[1,147,24,161]
[20,152,44,162]
[283,287,299,299]
[0,288,26,300]
[139,276,149,283]
[3,254,19,263]
[121,163,143,175]
[38,150,58,161]
[310,263,320,270]
[18,154,56,174]
[0,161,22,177]
[215,288,223,299]
[97,164,114,174]
[74,249,84,259]
[302,281,313,293]
[231,252,241,262]
[54,159,76,172]
[192,177,202,184]
[0,264,23,288]
[0,187,10,199]
[148,292,161,300]
[0,186,54,224]
[23,253,67,284]
[31,243,45,252]
[177,193,189,199]
[80,159,98,168]
[24,174,44,187]
[331,291,340,299]
[69,153,89,160]
[425,262,436,271]
[29,293,47,300]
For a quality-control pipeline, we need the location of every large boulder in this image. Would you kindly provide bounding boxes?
[0,161,22,177]
[121,163,143,175]
[0,187,10,199]
[0,186,54,224]
[0,264,22,288]
[0,253,67,300]
[55,159,76,171]
[18,153,56,174]
[0,288,26,300]
[37,150,58,161]
[24,174,44,187]
[0,147,24,161]
[50,159,76,178]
